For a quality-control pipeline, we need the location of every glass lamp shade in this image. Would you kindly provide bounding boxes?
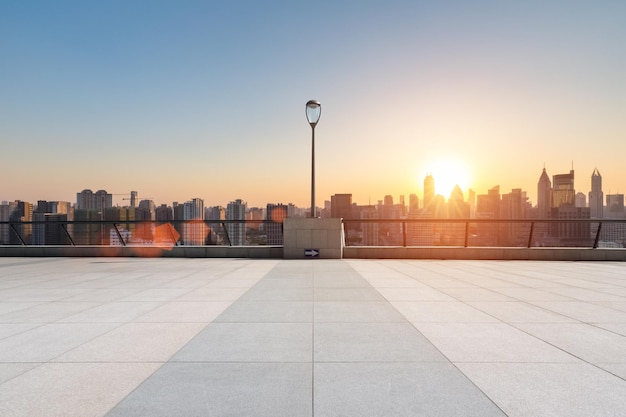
[305,100,321,126]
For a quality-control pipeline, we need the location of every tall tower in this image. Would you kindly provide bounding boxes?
[589,168,603,219]
[183,198,205,245]
[537,168,552,218]
[130,191,138,209]
[76,189,95,210]
[227,199,247,245]
[423,175,435,213]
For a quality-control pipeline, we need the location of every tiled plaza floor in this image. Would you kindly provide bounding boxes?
[0,257,625,416]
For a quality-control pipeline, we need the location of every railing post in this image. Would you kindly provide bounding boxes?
[527,221,535,248]
[464,221,469,247]
[402,221,406,247]
[222,222,232,246]
[593,221,602,249]
[60,223,76,246]
[9,223,27,246]
[112,223,126,246]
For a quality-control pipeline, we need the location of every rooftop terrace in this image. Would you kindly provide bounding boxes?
[1,257,625,416]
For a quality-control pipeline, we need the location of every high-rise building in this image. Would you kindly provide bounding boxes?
[360,205,379,246]
[183,198,205,245]
[130,191,138,208]
[330,194,353,219]
[448,185,469,219]
[8,201,33,244]
[537,168,552,218]
[227,199,247,245]
[589,168,603,218]
[500,189,530,246]
[575,192,586,208]
[475,186,500,245]
[266,203,288,245]
[94,190,113,212]
[550,205,591,245]
[206,206,225,221]
[606,194,625,219]
[155,204,173,221]
[0,202,12,244]
[423,175,435,213]
[552,170,575,208]
[601,194,625,245]
[76,189,95,210]
[443,185,469,245]
[409,194,419,214]
[137,200,156,220]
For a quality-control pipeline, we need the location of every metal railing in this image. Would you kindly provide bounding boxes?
[3,218,626,249]
[342,218,626,249]
[0,220,284,247]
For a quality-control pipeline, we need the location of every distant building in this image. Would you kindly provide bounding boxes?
[137,200,156,221]
[183,198,205,245]
[155,204,173,221]
[76,189,95,210]
[500,189,530,246]
[589,168,603,218]
[360,205,379,246]
[423,175,435,213]
[94,190,113,212]
[475,186,500,245]
[537,168,552,219]
[409,194,419,214]
[330,194,353,219]
[606,194,625,219]
[226,199,247,245]
[129,191,138,208]
[550,205,591,246]
[8,201,33,244]
[552,170,575,208]
[266,204,288,245]
[601,194,625,245]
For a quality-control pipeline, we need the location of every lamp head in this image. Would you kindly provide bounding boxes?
[305,100,321,127]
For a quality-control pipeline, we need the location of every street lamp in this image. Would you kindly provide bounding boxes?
[306,100,321,217]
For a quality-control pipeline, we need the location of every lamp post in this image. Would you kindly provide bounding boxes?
[306,100,321,218]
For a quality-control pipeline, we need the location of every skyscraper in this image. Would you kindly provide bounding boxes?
[423,175,435,213]
[589,168,603,219]
[94,190,113,212]
[552,170,575,208]
[227,199,247,245]
[183,198,205,245]
[537,168,552,218]
[76,189,95,210]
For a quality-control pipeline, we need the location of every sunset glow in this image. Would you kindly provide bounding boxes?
[422,158,472,199]
[1,2,626,207]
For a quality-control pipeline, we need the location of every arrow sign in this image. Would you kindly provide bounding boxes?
[304,248,319,258]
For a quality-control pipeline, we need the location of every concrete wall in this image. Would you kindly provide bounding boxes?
[343,246,626,261]
[0,246,283,258]
[283,218,343,259]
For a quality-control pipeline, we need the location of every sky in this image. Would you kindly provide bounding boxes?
[2,1,625,208]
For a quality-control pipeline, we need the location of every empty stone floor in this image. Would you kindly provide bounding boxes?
[0,257,625,416]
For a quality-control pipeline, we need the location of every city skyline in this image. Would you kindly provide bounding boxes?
[2,164,626,213]
[2,2,625,206]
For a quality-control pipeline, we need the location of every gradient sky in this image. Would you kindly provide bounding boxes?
[2,1,625,208]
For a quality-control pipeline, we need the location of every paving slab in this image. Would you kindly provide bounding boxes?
[105,363,312,417]
[314,362,506,417]
[0,258,625,417]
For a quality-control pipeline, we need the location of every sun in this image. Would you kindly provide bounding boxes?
[422,157,472,198]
